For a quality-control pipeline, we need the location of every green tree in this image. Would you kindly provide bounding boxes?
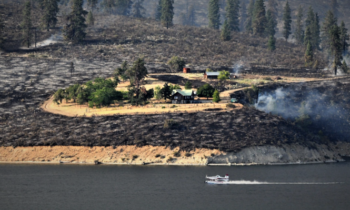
[342,60,348,73]
[311,13,320,50]
[161,0,174,29]
[339,21,349,54]
[305,7,315,29]
[87,0,98,11]
[131,0,145,18]
[114,61,129,84]
[305,41,313,64]
[212,89,220,102]
[265,10,276,37]
[0,14,5,49]
[185,81,192,90]
[245,0,255,33]
[154,86,162,100]
[197,84,215,100]
[221,19,231,41]
[63,0,87,43]
[169,84,181,92]
[218,70,230,81]
[329,25,343,75]
[304,27,312,47]
[42,0,59,31]
[295,6,304,45]
[282,1,292,40]
[226,0,240,31]
[126,58,149,105]
[167,56,186,72]
[86,11,95,26]
[155,0,162,20]
[252,0,267,37]
[268,35,276,51]
[21,1,32,48]
[160,83,172,101]
[321,10,337,52]
[53,89,65,104]
[208,0,221,30]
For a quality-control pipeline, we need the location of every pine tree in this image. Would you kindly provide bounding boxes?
[329,25,343,75]
[268,35,276,51]
[267,0,278,17]
[252,0,267,37]
[245,0,255,33]
[342,60,349,73]
[226,0,240,31]
[282,1,292,40]
[155,0,162,20]
[0,14,4,49]
[208,0,221,30]
[221,19,231,41]
[240,1,246,32]
[339,21,349,55]
[311,13,320,50]
[295,6,304,45]
[305,41,313,63]
[322,10,337,52]
[21,1,32,48]
[42,0,59,31]
[304,26,312,47]
[87,0,98,12]
[161,0,174,29]
[131,0,145,18]
[305,7,314,29]
[265,10,276,37]
[86,11,94,26]
[63,0,87,43]
[115,0,133,16]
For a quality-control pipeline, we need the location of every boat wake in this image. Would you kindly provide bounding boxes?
[213,180,340,185]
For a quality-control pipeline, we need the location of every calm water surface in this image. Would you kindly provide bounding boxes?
[0,162,350,210]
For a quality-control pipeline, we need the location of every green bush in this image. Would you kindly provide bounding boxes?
[167,56,186,72]
[88,101,94,108]
[226,103,236,108]
[212,90,220,103]
[197,84,215,100]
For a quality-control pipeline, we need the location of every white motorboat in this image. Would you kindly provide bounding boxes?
[205,174,230,184]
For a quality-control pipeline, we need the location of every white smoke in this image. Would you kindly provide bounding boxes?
[232,58,250,75]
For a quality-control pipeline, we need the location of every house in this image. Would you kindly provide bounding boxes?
[171,89,195,104]
[183,67,191,73]
[204,72,220,79]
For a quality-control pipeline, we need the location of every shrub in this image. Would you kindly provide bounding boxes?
[185,81,192,89]
[167,156,174,162]
[173,151,181,157]
[155,154,161,158]
[164,119,176,129]
[132,155,139,160]
[226,103,236,108]
[263,77,273,81]
[185,152,192,157]
[88,101,94,108]
[167,56,186,72]
[212,90,220,103]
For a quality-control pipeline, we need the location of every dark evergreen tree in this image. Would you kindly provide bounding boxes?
[322,10,337,52]
[126,58,149,105]
[0,14,4,49]
[311,13,320,50]
[115,0,133,15]
[131,0,145,18]
[282,1,292,40]
[187,4,196,26]
[161,0,174,29]
[240,1,247,32]
[63,0,87,43]
[208,0,221,30]
[221,19,231,41]
[265,10,276,37]
[225,0,240,31]
[245,0,255,33]
[339,21,349,55]
[305,7,315,30]
[155,0,162,20]
[304,26,312,47]
[295,6,304,45]
[87,0,98,11]
[86,11,94,26]
[268,35,276,51]
[329,25,343,75]
[21,1,32,48]
[42,0,59,31]
[252,0,267,37]
[305,41,313,63]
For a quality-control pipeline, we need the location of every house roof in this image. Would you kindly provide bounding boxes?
[205,72,220,76]
[171,89,193,96]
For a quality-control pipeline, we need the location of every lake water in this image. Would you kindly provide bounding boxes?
[0,162,350,210]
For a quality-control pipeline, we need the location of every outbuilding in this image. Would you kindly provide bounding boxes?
[204,72,220,79]
[183,67,191,73]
